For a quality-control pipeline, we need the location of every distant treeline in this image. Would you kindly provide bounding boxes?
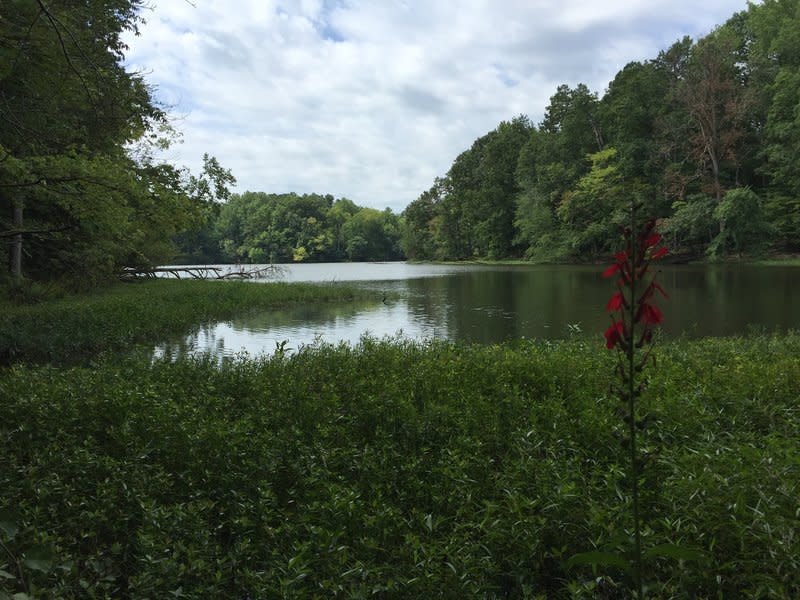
[177,192,403,264]
[401,0,800,261]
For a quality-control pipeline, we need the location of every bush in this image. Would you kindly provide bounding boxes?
[1,335,798,598]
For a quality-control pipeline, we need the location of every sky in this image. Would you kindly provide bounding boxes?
[124,0,753,213]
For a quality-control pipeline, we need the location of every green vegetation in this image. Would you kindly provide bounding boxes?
[2,3,798,597]
[0,0,209,282]
[401,0,800,262]
[0,279,363,366]
[208,192,403,265]
[1,335,798,598]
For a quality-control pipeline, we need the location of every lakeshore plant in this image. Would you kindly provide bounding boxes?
[603,207,668,596]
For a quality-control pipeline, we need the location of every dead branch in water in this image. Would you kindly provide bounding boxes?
[119,264,287,282]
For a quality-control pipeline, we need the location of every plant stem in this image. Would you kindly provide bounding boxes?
[628,206,644,599]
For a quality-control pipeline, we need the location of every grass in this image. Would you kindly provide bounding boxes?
[751,257,800,266]
[0,279,367,365]
[1,334,798,598]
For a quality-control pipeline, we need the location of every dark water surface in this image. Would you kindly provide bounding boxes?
[155,262,800,359]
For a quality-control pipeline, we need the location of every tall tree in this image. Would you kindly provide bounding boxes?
[173,154,236,263]
[679,29,754,229]
[599,60,672,212]
[0,0,195,281]
[401,183,441,260]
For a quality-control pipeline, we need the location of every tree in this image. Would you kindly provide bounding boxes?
[679,29,754,228]
[598,60,672,216]
[340,208,402,261]
[748,0,800,248]
[214,192,403,263]
[401,184,440,260]
[707,187,774,257]
[173,154,236,263]
[0,0,198,281]
[513,86,603,260]
[435,116,532,259]
[540,84,604,152]
[556,147,627,257]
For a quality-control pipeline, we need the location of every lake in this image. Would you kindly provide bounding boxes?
[154,262,800,359]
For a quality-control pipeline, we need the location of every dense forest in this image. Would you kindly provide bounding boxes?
[1,0,198,282]
[402,0,800,261]
[178,191,403,264]
[3,1,800,284]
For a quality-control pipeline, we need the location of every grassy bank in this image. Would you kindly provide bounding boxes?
[1,335,798,598]
[0,279,365,365]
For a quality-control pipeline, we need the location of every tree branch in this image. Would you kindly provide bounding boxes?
[36,0,96,104]
[0,225,74,239]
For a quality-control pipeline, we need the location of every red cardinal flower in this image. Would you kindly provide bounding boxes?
[600,208,667,595]
[644,233,661,248]
[606,291,625,312]
[637,303,663,325]
[602,212,667,350]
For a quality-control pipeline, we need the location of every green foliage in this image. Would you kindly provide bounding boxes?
[215,193,403,263]
[707,188,774,257]
[662,194,717,252]
[555,148,627,257]
[0,1,214,281]
[172,154,237,263]
[0,280,363,365]
[0,335,798,597]
[402,1,800,262]
[402,117,533,261]
[400,185,439,259]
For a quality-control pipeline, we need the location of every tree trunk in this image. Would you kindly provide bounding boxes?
[11,202,23,280]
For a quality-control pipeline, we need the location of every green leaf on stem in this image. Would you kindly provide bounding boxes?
[644,544,704,562]
[0,511,19,540]
[566,551,631,573]
[22,545,55,573]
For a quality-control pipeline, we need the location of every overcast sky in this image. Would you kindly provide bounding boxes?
[124,0,752,213]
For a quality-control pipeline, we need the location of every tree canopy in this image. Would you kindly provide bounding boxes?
[0,0,202,281]
[212,192,402,264]
[401,0,800,261]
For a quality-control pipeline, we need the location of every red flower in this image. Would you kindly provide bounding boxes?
[637,303,663,325]
[602,217,667,351]
[604,321,625,349]
[644,233,661,248]
[606,292,624,312]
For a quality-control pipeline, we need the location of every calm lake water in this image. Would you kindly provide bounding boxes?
[155,262,800,359]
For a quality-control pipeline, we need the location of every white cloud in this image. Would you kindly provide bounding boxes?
[124,0,751,212]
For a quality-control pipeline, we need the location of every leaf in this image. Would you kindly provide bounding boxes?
[22,545,55,573]
[566,551,631,573]
[0,569,15,580]
[424,514,433,532]
[0,510,20,539]
[644,544,704,562]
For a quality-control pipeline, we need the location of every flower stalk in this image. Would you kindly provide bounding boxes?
[603,203,668,598]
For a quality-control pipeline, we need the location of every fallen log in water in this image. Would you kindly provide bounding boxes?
[119,264,286,282]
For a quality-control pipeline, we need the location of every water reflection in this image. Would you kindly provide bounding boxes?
[154,263,800,359]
